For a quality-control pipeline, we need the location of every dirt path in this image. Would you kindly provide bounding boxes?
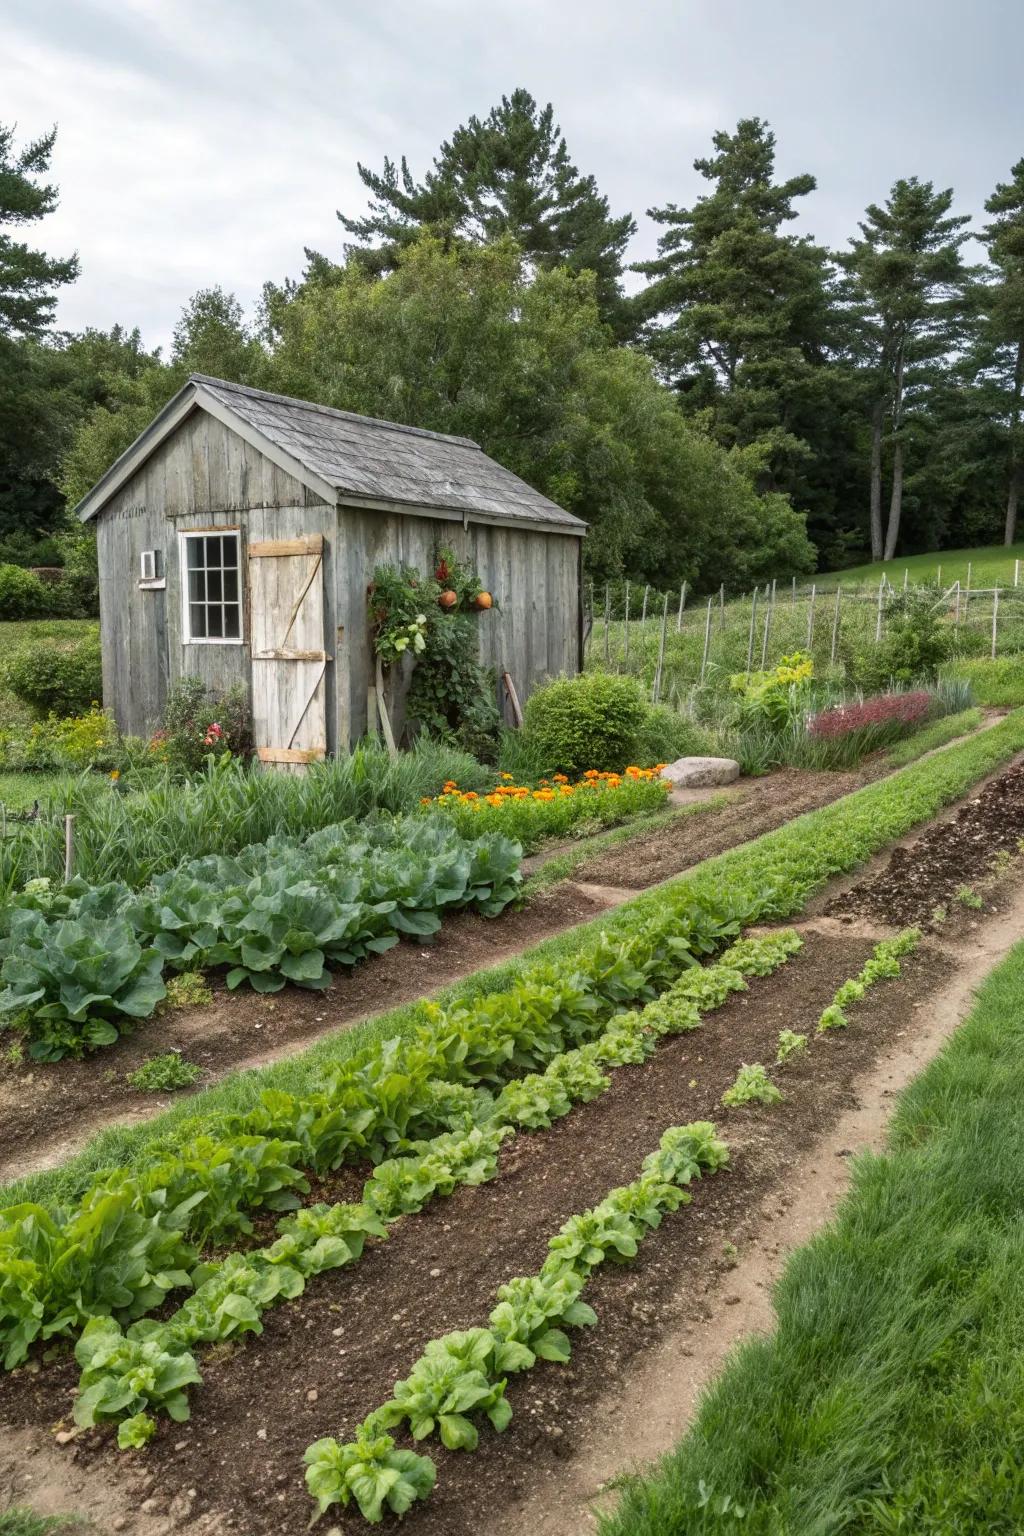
[0,762,880,1188]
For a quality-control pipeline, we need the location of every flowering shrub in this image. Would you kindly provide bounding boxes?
[422,768,670,851]
[152,678,251,774]
[808,691,932,741]
[0,707,147,774]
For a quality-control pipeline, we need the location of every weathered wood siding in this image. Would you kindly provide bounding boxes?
[333,507,580,750]
[95,404,581,754]
[96,410,333,741]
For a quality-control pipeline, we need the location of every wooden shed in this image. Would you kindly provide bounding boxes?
[76,374,587,763]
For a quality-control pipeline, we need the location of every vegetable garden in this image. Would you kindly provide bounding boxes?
[1,702,1024,1532]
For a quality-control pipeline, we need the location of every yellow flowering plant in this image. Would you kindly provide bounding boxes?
[421,767,670,851]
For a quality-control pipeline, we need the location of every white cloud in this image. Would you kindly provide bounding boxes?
[3,0,1018,348]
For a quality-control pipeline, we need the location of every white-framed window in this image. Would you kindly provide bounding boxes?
[180,530,244,643]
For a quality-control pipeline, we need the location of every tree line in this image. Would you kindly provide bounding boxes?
[1,91,1022,592]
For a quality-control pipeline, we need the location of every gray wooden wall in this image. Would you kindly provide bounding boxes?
[333,507,581,749]
[96,410,333,741]
[96,406,581,751]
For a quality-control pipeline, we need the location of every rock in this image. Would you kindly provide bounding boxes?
[54,1429,78,1445]
[723,1294,742,1306]
[306,1388,319,1403]
[662,756,741,788]
[112,1519,128,1532]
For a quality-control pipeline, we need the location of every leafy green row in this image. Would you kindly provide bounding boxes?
[304,1122,731,1525]
[817,928,922,1032]
[0,813,522,1059]
[0,893,767,1370]
[67,930,802,1440]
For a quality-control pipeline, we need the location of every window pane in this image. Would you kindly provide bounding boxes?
[205,535,221,567]
[186,538,204,570]
[222,534,238,570]
[189,602,207,638]
[188,568,206,603]
[224,603,240,639]
[207,569,223,602]
[224,568,238,602]
[207,605,224,638]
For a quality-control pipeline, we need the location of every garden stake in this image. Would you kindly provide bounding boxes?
[624,582,630,663]
[64,815,75,883]
[760,604,771,670]
[992,585,1000,659]
[954,580,961,633]
[791,574,797,602]
[903,566,909,589]
[653,592,669,702]
[640,583,649,668]
[604,583,610,664]
[770,577,777,611]
[1016,558,1020,588]
[830,585,841,664]
[719,582,725,628]
[700,597,713,684]
[875,575,885,642]
[965,562,972,618]
[677,581,687,632]
[745,587,759,675]
[806,583,816,648]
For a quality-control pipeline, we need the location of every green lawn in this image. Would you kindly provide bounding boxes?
[819,541,1024,591]
[601,938,1024,1536]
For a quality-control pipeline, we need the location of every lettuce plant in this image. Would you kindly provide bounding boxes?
[74,1316,202,1445]
[304,1414,436,1523]
[721,1063,783,1107]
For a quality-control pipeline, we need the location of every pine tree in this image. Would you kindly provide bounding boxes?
[321,89,635,330]
[844,179,972,559]
[634,118,835,496]
[978,159,1024,544]
[0,123,78,337]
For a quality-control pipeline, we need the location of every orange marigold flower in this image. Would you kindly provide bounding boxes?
[463,791,479,800]
[583,769,599,779]
[553,773,569,783]
[532,789,555,801]
[559,785,574,795]
[420,796,432,805]
[485,793,503,807]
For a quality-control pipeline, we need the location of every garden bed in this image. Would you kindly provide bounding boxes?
[0,918,965,1536]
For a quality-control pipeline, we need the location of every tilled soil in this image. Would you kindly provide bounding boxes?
[577,766,870,889]
[827,760,1024,928]
[0,764,878,1186]
[0,929,951,1536]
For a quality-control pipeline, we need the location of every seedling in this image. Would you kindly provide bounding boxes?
[931,904,947,924]
[956,885,983,910]
[722,1064,782,1107]
[776,1029,807,1063]
[127,1052,202,1093]
[164,971,213,1009]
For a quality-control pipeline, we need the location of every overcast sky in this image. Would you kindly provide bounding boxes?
[6,0,1021,350]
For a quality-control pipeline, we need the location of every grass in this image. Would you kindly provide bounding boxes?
[0,619,99,728]
[0,771,84,813]
[883,706,984,767]
[944,655,1024,707]
[818,539,1024,590]
[5,707,1024,1213]
[0,1512,87,1536]
[600,937,1024,1536]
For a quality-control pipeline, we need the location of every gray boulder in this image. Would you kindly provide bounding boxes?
[662,755,741,788]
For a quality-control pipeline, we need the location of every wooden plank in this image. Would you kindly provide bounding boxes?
[257,746,326,764]
[249,535,324,557]
[251,648,331,662]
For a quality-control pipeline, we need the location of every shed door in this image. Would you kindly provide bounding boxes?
[248,534,330,772]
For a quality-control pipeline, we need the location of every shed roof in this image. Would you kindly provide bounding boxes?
[76,373,586,536]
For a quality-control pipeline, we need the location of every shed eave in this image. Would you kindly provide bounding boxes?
[74,384,201,522]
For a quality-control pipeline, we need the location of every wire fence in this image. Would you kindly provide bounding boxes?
[583,572,1024,705]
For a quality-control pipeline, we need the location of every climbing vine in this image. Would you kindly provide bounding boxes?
[369,550,500,757]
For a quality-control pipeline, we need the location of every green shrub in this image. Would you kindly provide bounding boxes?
[5,634,103,717]
[633,705,715,765]
[522,673,648,774]
[846,589,952,693]
[0,565,52,621]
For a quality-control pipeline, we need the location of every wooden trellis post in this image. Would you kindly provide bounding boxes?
[1015,559,1020,588]
[954,580,961,631]
[699,597,713,684]
[791,574,797,603]
[875,575,885,643]
[676,581,687,632]
[806,583,816,649]
[624,582,630,663]
[64,815,75,883]
[992,585,1000,659]
[719,582,725,628]
[653,592,669,703]
[964,562,972,619]
[830,584,842,665]
[746,587,759,675]
[639,584,650,664]
[770,577,777,612]
[586,580,595,659]
[603,583,610,664]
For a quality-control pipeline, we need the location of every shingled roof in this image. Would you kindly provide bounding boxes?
[76,373,586,536]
